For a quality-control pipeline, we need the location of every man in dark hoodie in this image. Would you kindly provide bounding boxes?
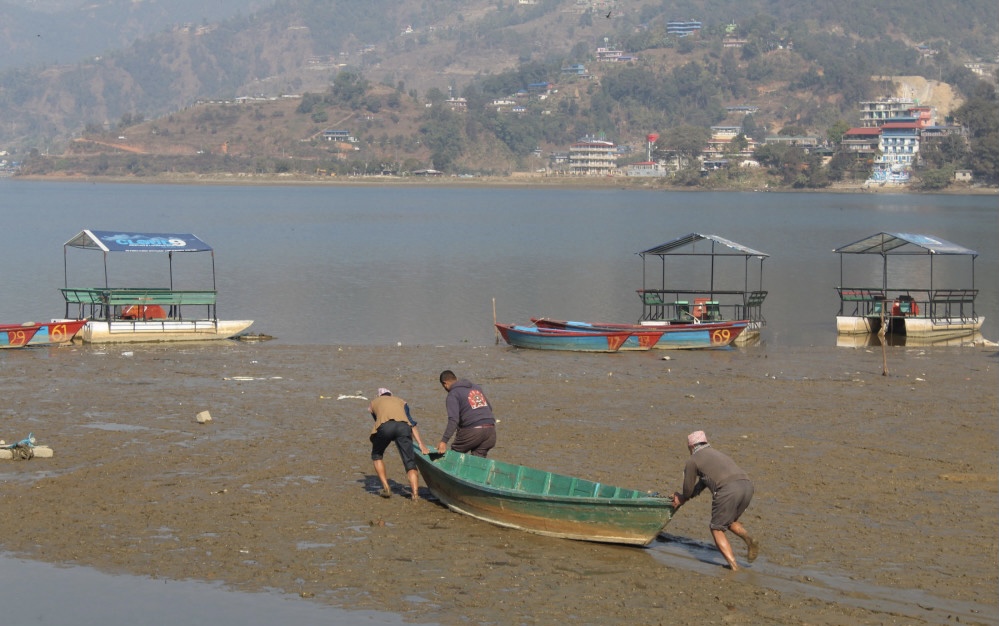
[436,370,497,457]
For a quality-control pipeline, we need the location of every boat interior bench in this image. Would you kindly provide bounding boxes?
[61,287,218,320]
[930,289,978,319]
[483,462,644,499]
[837,288,885,316]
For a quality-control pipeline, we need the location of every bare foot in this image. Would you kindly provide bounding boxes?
[378,489,391,499]
[746,537,760,562]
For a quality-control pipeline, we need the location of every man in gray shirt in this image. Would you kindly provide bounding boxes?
[671,430,759,570]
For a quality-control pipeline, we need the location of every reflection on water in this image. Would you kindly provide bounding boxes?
[835,331,987,348]
[0,555,425,625]
[0,181,996,347]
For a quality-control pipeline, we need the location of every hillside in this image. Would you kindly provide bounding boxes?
[3,0,997,179]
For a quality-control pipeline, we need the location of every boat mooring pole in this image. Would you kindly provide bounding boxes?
[493,298,499,343]
[879,302,889,376]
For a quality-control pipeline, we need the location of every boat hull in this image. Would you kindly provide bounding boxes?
[535,318,746,349]
[1,324,40,348]
[26,319,88,345]
[836,315,983,341]
[78,319,254,343]
[496,323,636,352]
[413,448,674,546]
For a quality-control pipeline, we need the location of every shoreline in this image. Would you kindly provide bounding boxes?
[9,172,998,194]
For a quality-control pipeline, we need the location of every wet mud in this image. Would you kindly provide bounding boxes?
[1,341,997,625]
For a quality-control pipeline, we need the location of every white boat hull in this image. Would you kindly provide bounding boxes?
[836,315,875,335]
[836,315,983,341]
[900,316,984,339]
[79,319,254,343]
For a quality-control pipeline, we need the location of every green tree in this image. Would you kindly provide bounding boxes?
[916,166,955,190]
[952,81,999,184]
[419,105,464,171]
[826,120,850,144]
[661,125,711,160]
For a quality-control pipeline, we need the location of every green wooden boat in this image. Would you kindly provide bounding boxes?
[413,447,674,546]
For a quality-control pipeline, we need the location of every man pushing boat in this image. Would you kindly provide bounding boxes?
[369,388,428,500]
[671,430,760,570]
[436,370,497,458]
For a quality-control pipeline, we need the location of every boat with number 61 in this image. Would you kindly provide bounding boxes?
[58,230,253,343]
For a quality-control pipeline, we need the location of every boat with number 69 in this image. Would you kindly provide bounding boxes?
[413,447,675,546]
[532,317,747,350]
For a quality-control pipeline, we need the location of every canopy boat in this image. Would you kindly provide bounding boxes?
[59,230,253,343]
[637,233,768,344]
[25,319,88,345]
[1,323,40,348]
[413,447,674,546]
[495,323,653,352]
[834,233,984,342]
[531,317,746,349]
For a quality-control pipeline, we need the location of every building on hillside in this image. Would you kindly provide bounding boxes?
[667,20,702,37]
[561,64,590,77]
[595,47,636,62]
[322,129,357,143]
[763,136,823,151]
[840,127,881,156]
[568,137,617,175]
[878,122,921,167]
[703,126,756,159]
[859,97,916,127]
[919,125,965,140]
[908,106,934,127]
[625,161,669,177]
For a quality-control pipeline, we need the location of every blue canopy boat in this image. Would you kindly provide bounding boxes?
[58,230,253,343]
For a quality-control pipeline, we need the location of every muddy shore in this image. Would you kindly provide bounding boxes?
[1,341,997,625]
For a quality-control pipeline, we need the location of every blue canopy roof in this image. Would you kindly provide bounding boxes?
[833,232,977,257]
[64,230,213,253]
[639,233,769,258]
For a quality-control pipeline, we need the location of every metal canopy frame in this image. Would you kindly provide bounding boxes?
[63,229,217,291]
[833,232,977,294]
[638,233,769,294]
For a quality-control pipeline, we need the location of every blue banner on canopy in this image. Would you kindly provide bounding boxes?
[64,230,213,253]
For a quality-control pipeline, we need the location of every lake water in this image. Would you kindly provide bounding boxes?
[2,180,996,346]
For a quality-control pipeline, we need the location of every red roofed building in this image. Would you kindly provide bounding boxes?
[841,127,881,156]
